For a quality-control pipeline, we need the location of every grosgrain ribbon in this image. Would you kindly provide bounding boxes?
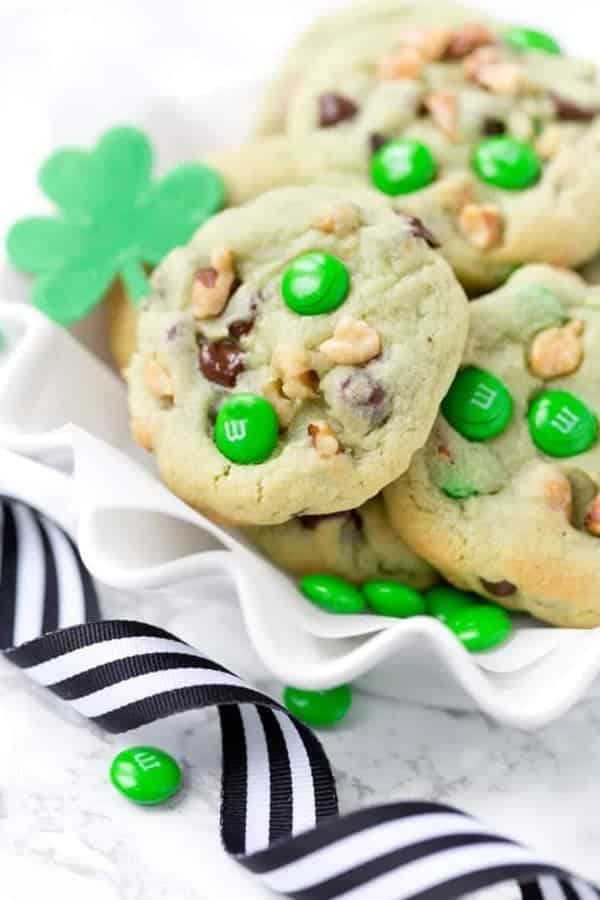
[1,495,597,900]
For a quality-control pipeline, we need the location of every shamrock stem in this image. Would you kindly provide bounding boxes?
[121,259,151,305]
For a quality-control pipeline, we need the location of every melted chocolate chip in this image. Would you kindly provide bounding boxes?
[480,578,517,598]
[405,215,441,249]
[198,338,245,388]
[550,92,599,122]
[196,267,218,289]
[369,132,389,155]
[166,323,179,341]
[482,116,506,136]
[340,371,391,428]
[319,92,359,128]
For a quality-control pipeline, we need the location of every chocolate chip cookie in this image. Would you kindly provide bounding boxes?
[255,0,487,136]
[247,494,438,588]
[384,265,600,627]
[127,185,468,525]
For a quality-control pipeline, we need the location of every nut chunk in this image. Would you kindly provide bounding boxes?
[144,358,174,400]
[308,421,341,458]
[263,379,297,429]
[458,204,503,250]
[528,320,584,380]
[585,495,600,536]
[271,345,320,399]
[376,47,425,80]
[192,247,238,319]
[319,317,381,365]
[313,203,361,236]
[424,91,460,141]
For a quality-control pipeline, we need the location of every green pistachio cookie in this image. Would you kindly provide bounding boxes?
[247,494,438,588]
[127,186,468,526]
[384,265,600,628]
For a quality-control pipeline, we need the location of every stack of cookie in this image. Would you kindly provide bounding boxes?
[120,0,600,629]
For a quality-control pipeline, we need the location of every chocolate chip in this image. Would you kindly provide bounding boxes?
[550,92,598,122]
[482,116,505,136]
[196,267,218,289]
[405,215,440,249]
[166,324,179,341]
[340,371,391,428]
[480,578,517,598]
[198,338,245,388]
[369,132,389,155]
[319,92,359,128]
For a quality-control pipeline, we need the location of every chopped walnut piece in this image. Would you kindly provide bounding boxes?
[585,495,600,536]
[191,247,238,319]
[463,45,503,79]
[271,345,321,400]
[313,203,361,236]
[445,24,496,59]
[424,91,460,140]
[401,27,452,62]
[536,124,562,160]
[471,61,528,95]
[376,47,425,80]
[263,380,297,429]
[528,320,584,379]
[131,418,156,451]
[319,317,381,366]
[508,109,535,142]
[544,474,573,518]
[458,204,503,250]
[308,421,341,458]
[144,357,174,401]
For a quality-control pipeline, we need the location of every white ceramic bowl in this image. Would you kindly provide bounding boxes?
[2,302,600,730]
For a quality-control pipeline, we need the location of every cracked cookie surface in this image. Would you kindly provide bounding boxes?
[127,185,468,526]
[384,265,600,627]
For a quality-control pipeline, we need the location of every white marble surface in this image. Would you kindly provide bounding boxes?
[2,1,600,897]
[1,577,600,900]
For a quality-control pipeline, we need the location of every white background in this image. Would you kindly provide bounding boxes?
[2,1,600,899]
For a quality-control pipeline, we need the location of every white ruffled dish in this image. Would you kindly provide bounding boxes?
[2,300,600,730]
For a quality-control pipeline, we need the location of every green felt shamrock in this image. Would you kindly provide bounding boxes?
[6,126,225,325]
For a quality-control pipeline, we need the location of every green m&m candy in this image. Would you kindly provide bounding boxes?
[284,685,352,727]
[214,393,278,464]
[110,746,182,805]
[282,251,350,315]
[426,586,512,652]
[504,26,562,55]
[300,573,366,614]
[363,580,426,618]
[472,137,542,190]
[426,585,473,624]
[442,367,513,441]
[371,138,437,196]
[528,390,598,458]
[448,605,512,653]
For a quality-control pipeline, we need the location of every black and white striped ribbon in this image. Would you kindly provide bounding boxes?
[1,496,598,900]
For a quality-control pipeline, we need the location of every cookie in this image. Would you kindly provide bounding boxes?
[127,185,468,526]
[247,494,437,588]
[384,264,600,627]
[255,0,485,136]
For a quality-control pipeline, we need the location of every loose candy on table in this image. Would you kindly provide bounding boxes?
[472,137,542,191]
[214,393,279,464]
[6,126,225,325]
[370,138,437,196]
[284,685,352,727]
[504,25,562,55]
[441,367,513,442]
[281,250,350,315]
[300,573,367,614]
[528,390,598,458]
[110,746,182,805]
[362,580,426,618]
